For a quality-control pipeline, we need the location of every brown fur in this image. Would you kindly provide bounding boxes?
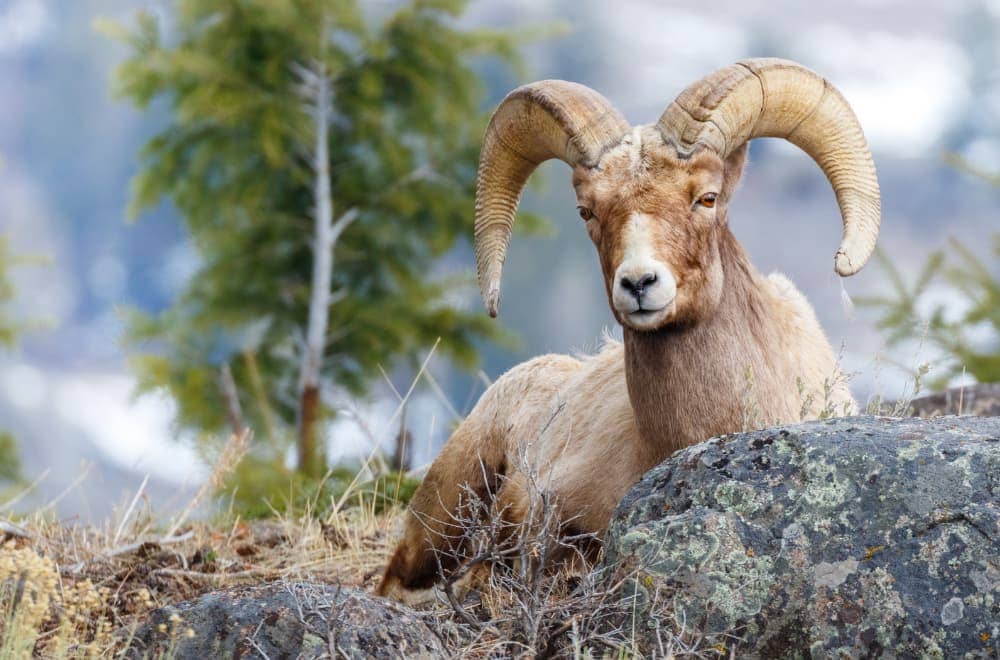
[377,127,854,602]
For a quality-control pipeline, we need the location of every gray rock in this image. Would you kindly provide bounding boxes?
[604,416,1000,658]
[905,383,1000,418]
[125,582,443,659]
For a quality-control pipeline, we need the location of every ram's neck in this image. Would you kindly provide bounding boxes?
[623,228,785,452]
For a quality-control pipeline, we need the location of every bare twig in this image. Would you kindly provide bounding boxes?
[113,474,149,546]
[150,566,267,582]
[246,619,274,660]
[443,579,484,630]
[62,530,196,574]
[0,518,32,540]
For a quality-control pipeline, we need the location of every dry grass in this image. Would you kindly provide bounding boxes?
[0,506,406,657]
[2,513,406,652]
[0,431,407,657]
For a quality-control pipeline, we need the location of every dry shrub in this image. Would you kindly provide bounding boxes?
[0,541,114,657]
[407,448,717,658]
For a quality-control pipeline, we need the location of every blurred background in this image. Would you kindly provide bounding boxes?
[1,0,998,520]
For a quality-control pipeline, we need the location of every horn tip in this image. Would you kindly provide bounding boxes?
[834,249,861,277]
[485,282,501,317]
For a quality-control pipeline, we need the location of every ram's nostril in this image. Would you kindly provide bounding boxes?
[620,273,657,298]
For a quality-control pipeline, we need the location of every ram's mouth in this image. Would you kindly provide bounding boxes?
[622,303,673,330]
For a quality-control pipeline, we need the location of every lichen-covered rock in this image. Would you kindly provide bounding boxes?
[906,383,1000,418]
[125,582,443,659]
[604,416,1000,658]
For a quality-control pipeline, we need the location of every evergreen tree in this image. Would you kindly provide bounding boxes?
[111,0,530,476]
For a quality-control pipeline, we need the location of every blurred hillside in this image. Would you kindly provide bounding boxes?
[1,0,998,518]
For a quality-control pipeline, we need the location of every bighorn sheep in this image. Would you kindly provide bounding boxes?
[377,59,880,602]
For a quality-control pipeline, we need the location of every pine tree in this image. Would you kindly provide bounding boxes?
[110,0,529,477]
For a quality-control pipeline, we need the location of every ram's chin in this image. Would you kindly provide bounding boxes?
[621,305,673,331]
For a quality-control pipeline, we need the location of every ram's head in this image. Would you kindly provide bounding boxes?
[474,59,881,331]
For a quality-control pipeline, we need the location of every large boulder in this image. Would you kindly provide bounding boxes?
[125,582,443,659]
[605,416,1000,657]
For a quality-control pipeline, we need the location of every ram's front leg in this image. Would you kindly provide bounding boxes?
[376,418,506,604]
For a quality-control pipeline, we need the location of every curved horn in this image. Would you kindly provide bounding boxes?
[657,58,880,276]
[475,81,630,316]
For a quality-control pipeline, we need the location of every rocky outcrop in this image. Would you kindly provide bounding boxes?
[126,582,443,659]
[604,416,1000,657]
[906,383,1000,418]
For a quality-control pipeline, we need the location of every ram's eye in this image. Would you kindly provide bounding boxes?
[697,193,718,209]
[577,206,594,221]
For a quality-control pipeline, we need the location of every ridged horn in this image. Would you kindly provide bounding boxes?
[657,58,880,276]
[474,81,630,316]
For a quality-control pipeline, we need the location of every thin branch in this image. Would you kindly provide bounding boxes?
[63,530,196,574]
[113,474,149,546]
[150,566,267,581]
[328,287,349,307]
[443,579,484,630]
[0,519,32,540]
[329,207,359,245]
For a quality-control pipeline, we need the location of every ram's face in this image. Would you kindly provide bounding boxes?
[573,128,738,331]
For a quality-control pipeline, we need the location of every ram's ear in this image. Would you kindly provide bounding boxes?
[721,143,749,203]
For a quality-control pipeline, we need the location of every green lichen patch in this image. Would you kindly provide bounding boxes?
[605,416,1000,657]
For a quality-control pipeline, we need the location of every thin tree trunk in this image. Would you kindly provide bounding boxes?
[295,59,359,477]
[298,383,322,476]
[297,61,334,477]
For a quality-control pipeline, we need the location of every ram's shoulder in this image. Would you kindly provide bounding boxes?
[765,271,803,299]
[765,272,815,315]
[485,353,582,401]
[763,271,834,352]
[504,352,582,378]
